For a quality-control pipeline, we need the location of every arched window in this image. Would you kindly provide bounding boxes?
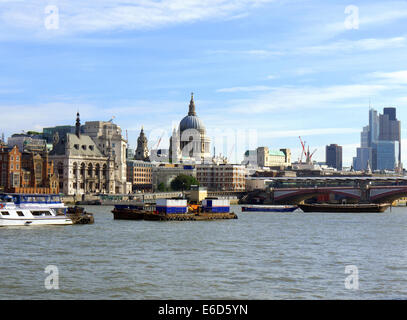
[57,162,63,176]
[73,163,78,177]
[88,163,93,177]
[80,163,85,177]
[103,164,107,178]
[96,164,100,177]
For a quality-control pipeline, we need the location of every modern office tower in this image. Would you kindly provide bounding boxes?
[326,144,343,170]
[353,107,401,171]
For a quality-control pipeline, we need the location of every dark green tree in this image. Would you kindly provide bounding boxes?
[170,174,199,191]
[157,182,167,192]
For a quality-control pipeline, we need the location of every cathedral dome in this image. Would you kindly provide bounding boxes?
[179,93,205,133]
[179,115,205,132]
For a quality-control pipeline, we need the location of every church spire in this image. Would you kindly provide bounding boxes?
[188,92,196,116]
[75,112,81,137]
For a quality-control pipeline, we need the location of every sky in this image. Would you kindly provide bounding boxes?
[1,0,407,166]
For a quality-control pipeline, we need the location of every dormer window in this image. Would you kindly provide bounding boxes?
[74,144,79,150]
[82,145,87,150]
[89,146,94,151]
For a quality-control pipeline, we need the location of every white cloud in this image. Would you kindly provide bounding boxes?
[261,128,360,139]
[369,70,407,85]
[0,0,276,35]
[299,37,407,54]
[230,83,387,114]
[217,85,273,93]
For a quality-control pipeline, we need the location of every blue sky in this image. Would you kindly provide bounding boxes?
[1,0,407,166]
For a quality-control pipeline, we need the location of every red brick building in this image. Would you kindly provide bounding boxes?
[0,145,59,194]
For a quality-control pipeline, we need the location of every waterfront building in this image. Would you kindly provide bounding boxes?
[42,125,78,144]
[149,148,169,163]
[126,147,135,160]
[325,144,343,170]
[7,133,47,153]
[0,145,59,194]
[134,127,149,161]
[127,160,154,192]
[242,150,258,166]
[353,107,401,171]
[256,147,291,168]
[196,164,246,191]
[82,119,130,194]
[0,145,22,191]
[49,113,115,195]
[152,164,196,191]
[169,93,211,163]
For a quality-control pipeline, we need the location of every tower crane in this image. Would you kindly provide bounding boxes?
[299,136,317,164]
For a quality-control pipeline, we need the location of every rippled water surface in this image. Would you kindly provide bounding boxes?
[1,205,407,299]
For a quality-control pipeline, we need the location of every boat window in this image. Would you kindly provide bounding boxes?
[1,211,10,216]
[16,211,24,216]
[54,208,65,215]
[31,211,52,216]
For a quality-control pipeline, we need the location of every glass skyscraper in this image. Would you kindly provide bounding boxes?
[353,107,400,171]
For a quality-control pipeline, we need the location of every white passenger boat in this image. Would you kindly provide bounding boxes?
[0,194,73,227]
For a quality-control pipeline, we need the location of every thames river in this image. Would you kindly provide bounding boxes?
[1,205,407,300]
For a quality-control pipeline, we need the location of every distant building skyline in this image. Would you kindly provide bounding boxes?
[353,107,401,171]
[1,1,407,167]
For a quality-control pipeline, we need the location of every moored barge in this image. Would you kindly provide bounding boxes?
[242,205,298,213]
[298,203,391,213]
[112,198,238,221]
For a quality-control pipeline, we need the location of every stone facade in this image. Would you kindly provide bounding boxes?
[127,160,154,192]
[169,94,211,163]
[49,113,115,195]
[82,120,129,194]
[256,147,291,168]
[134,128,149,161]
[196,164,246,191]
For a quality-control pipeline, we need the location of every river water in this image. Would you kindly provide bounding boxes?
[1,205,407,300]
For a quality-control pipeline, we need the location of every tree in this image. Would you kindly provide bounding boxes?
[157,182,167,192]
[170,174,199,191]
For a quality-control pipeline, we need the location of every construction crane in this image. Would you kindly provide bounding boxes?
[151,131,165,150]
[299,136,317,164]
[108,116,115,122]
[299,136,306,163]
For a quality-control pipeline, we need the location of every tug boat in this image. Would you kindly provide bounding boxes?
[0,194,73,227]
[241,205,298,213]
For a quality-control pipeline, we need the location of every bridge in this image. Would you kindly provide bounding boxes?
[242,176,407,204]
